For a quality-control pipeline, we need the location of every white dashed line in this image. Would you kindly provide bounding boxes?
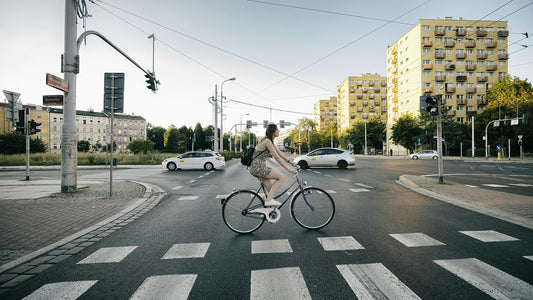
[337,178,350,182]
[464,184,478,188]
[354,183,373,189]
[482,184,509,188]
[251,267,311,300]
[178,196,199,201]
[77,246,137,264]
[130,274,197,300]
[162,243,210,259]
[318,236,364,251]
[349,188,370,193]
[187,180,197,184]
[459,230,519,242]
[172,185,184,190]
[390,233,445,247]
[252,239,293,254]
[23,281,98,300]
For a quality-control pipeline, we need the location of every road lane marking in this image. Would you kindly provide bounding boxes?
[130,274,197,300]
[252,239,293,254]
[389,233,445,247]
[318,236,364,251]
[162,243,210,259]
[459,230,519,242]
[434,258,533,299]
[215,194,227,199]
[325,174,333,177]
[187,179,196,184]
[23,281,98,300]
[524,256,533,261]
[464,184,478,188]
[326,190,337,194]
[482,184,509,188]
[77,246,137,264]
[172,185,184,190]
[251,267,311,299]
[349,188,370,193]
[509,183,533,187]
[177,196,199,201]
[355,183,373,189]
[337,263,420,299]
[337,178,350,182]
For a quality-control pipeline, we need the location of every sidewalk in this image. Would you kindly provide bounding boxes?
[398,175,533,230]
[0,177,166,292]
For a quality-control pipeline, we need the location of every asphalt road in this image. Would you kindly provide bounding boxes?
[2,159,533,299]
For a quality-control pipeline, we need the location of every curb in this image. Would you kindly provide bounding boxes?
[0,181,166,289]
[397,175,533,230]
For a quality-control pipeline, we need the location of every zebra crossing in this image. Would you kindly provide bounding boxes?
[22,229,533,299]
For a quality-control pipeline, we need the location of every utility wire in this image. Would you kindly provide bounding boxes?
[226,98,313,115]
[247,0,416,26]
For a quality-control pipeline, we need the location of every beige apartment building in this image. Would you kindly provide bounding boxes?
[387,17,509,128]
[336,74,387,132]
[314,96,338,131]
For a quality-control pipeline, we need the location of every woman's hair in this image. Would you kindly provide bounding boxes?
[264,123,278,142]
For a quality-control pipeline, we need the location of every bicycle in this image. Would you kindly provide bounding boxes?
[221,166,335,234]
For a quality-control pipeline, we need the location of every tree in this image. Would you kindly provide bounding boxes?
[164,126,179,153]
[391,114,423,153]
[77,140,91,152]
[193,123,205,151]
[341,119,386,154]
[0,133,45,154]
[419,113,468,156]
[147,123,166,151]
[127,139,155,154]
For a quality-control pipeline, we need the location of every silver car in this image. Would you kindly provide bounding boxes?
[294,148,355,169]
[409,150,439,160]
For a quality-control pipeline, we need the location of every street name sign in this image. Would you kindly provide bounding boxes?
[43,95,64,105]
[46,73,69,92]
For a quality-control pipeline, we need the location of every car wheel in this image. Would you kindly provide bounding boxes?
[204,162,214,171]
[167,162,177,171]
[412,156,419,160]
[432,155,438,160]
[297,160,308,169]
[337,160,348,169]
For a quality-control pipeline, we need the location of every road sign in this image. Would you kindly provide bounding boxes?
[3,90,21,123]
[46,73,69,92]
[104,73,125,113]
[43,95,64,105]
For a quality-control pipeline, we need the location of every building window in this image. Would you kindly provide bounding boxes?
[422,25,430,30]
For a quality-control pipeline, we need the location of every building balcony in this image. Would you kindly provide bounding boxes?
[423,63,433,70]
[477,53,488,60]
[445,41,456,47]
[466,65,477,71]
[435,29,445,36]
[375,101,381,106]
[369,94,375,99]
[456,53,466,59]
[357,81,362,86]
[456,75,467,82]
[466,87,477,93]
[457,99,467,105]
[435,52,445,59]
[424,87,434,93]
[498,54,509,60]
[363,101,368,106]
[445,64,456,70]
[456,29,466,36]
[362,88,368,93]
[447,110,456,116]
[357,107,363,112]
[392,87,398,93]
[498,30,509,37]
[476,30,487,37]
[357,94,363,99]
[369,106,375,112]
[391,77,397,83]
[392,106,398,112]
[477,76,488,82]
[391,47,397,55]
[465,41,476,48]
[486,65,497,71]
[422,41,433,47]
[466,110,477,115]
[369,81,374,86]
[446,86,456,93]
[381,81,387,86]
[362,114,369,119]
[486,42,497,48]
[374,87,380,92]
[477,99,487,105]
[435,75,446,82]
[381,107,387,112]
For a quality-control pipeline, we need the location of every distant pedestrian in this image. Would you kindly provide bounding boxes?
[390,149,393,156]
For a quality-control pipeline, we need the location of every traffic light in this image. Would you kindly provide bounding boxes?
[246,120,252,129]
[523,113,528,125]
[263,120,268,128]
[280,120,285,128]
[424,95,439,115]
[144,72,157,92]
[15,110,25,134]
[29,119,41,135]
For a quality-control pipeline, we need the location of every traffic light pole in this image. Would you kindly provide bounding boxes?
[25,108,30,181]
[436,96,443,184]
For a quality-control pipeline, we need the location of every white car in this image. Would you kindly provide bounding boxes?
[162,151,225,171]
[409,150,439,160]
[294,148,355,169]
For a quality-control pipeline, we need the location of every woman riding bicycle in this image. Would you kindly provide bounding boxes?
[249,123,297,207]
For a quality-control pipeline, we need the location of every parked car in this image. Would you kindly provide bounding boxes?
[162,151,225,171]
[409,150,439,160]
[293,148,355,169]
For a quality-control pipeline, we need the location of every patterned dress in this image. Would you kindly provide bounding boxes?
[249,147,272,179]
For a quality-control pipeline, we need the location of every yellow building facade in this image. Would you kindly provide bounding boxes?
[387,17,508,127]
[337,74,387,132]
[313,96,338,131]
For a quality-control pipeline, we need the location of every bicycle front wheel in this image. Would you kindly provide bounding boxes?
[222,190,265,234]
[291,187,335,230]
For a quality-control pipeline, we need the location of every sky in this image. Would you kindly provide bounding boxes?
[1,0,532,136]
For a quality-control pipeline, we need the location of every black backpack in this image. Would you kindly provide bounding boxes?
[241,146,266,166]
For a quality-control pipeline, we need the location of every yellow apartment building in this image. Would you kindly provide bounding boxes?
[337,74,387,132]
[314,96,338,131]
[386,17,509,152]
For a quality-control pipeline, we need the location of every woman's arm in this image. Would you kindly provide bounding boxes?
[274,145,293,164]
[264,139,295,172]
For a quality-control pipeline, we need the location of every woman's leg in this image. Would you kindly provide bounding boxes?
[261,178,273,195]
[263,169,285,202]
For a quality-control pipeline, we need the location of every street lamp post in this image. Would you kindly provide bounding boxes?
[364,119,368,155]
[240,113,249,152]
[220,77,236,152]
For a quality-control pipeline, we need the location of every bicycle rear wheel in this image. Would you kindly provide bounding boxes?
[222,190,265,234]
[290,187,335,230]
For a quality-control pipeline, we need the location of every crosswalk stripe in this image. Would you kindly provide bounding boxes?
[215,194,227,199]
[355,183,373,189]
[22,281,98,300]
[509,183,533,187]
[187,179,197,184]
[326,190,337,194]
[464,184,478,188]
[337,263,420,299]
[129,274,197,300]
[524,256,533,261]
[162,243,210,259]
[337,178,350,182]
[77,246,137,264]
[318,236,364,251]
[177,196,199,201]
[482,184,509,188]
[434,258,533,299]
[252,239,293,254]
[390,233,445,247]
[349,188,370,193]
[459,230,519,242]
[251,267,311,299]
